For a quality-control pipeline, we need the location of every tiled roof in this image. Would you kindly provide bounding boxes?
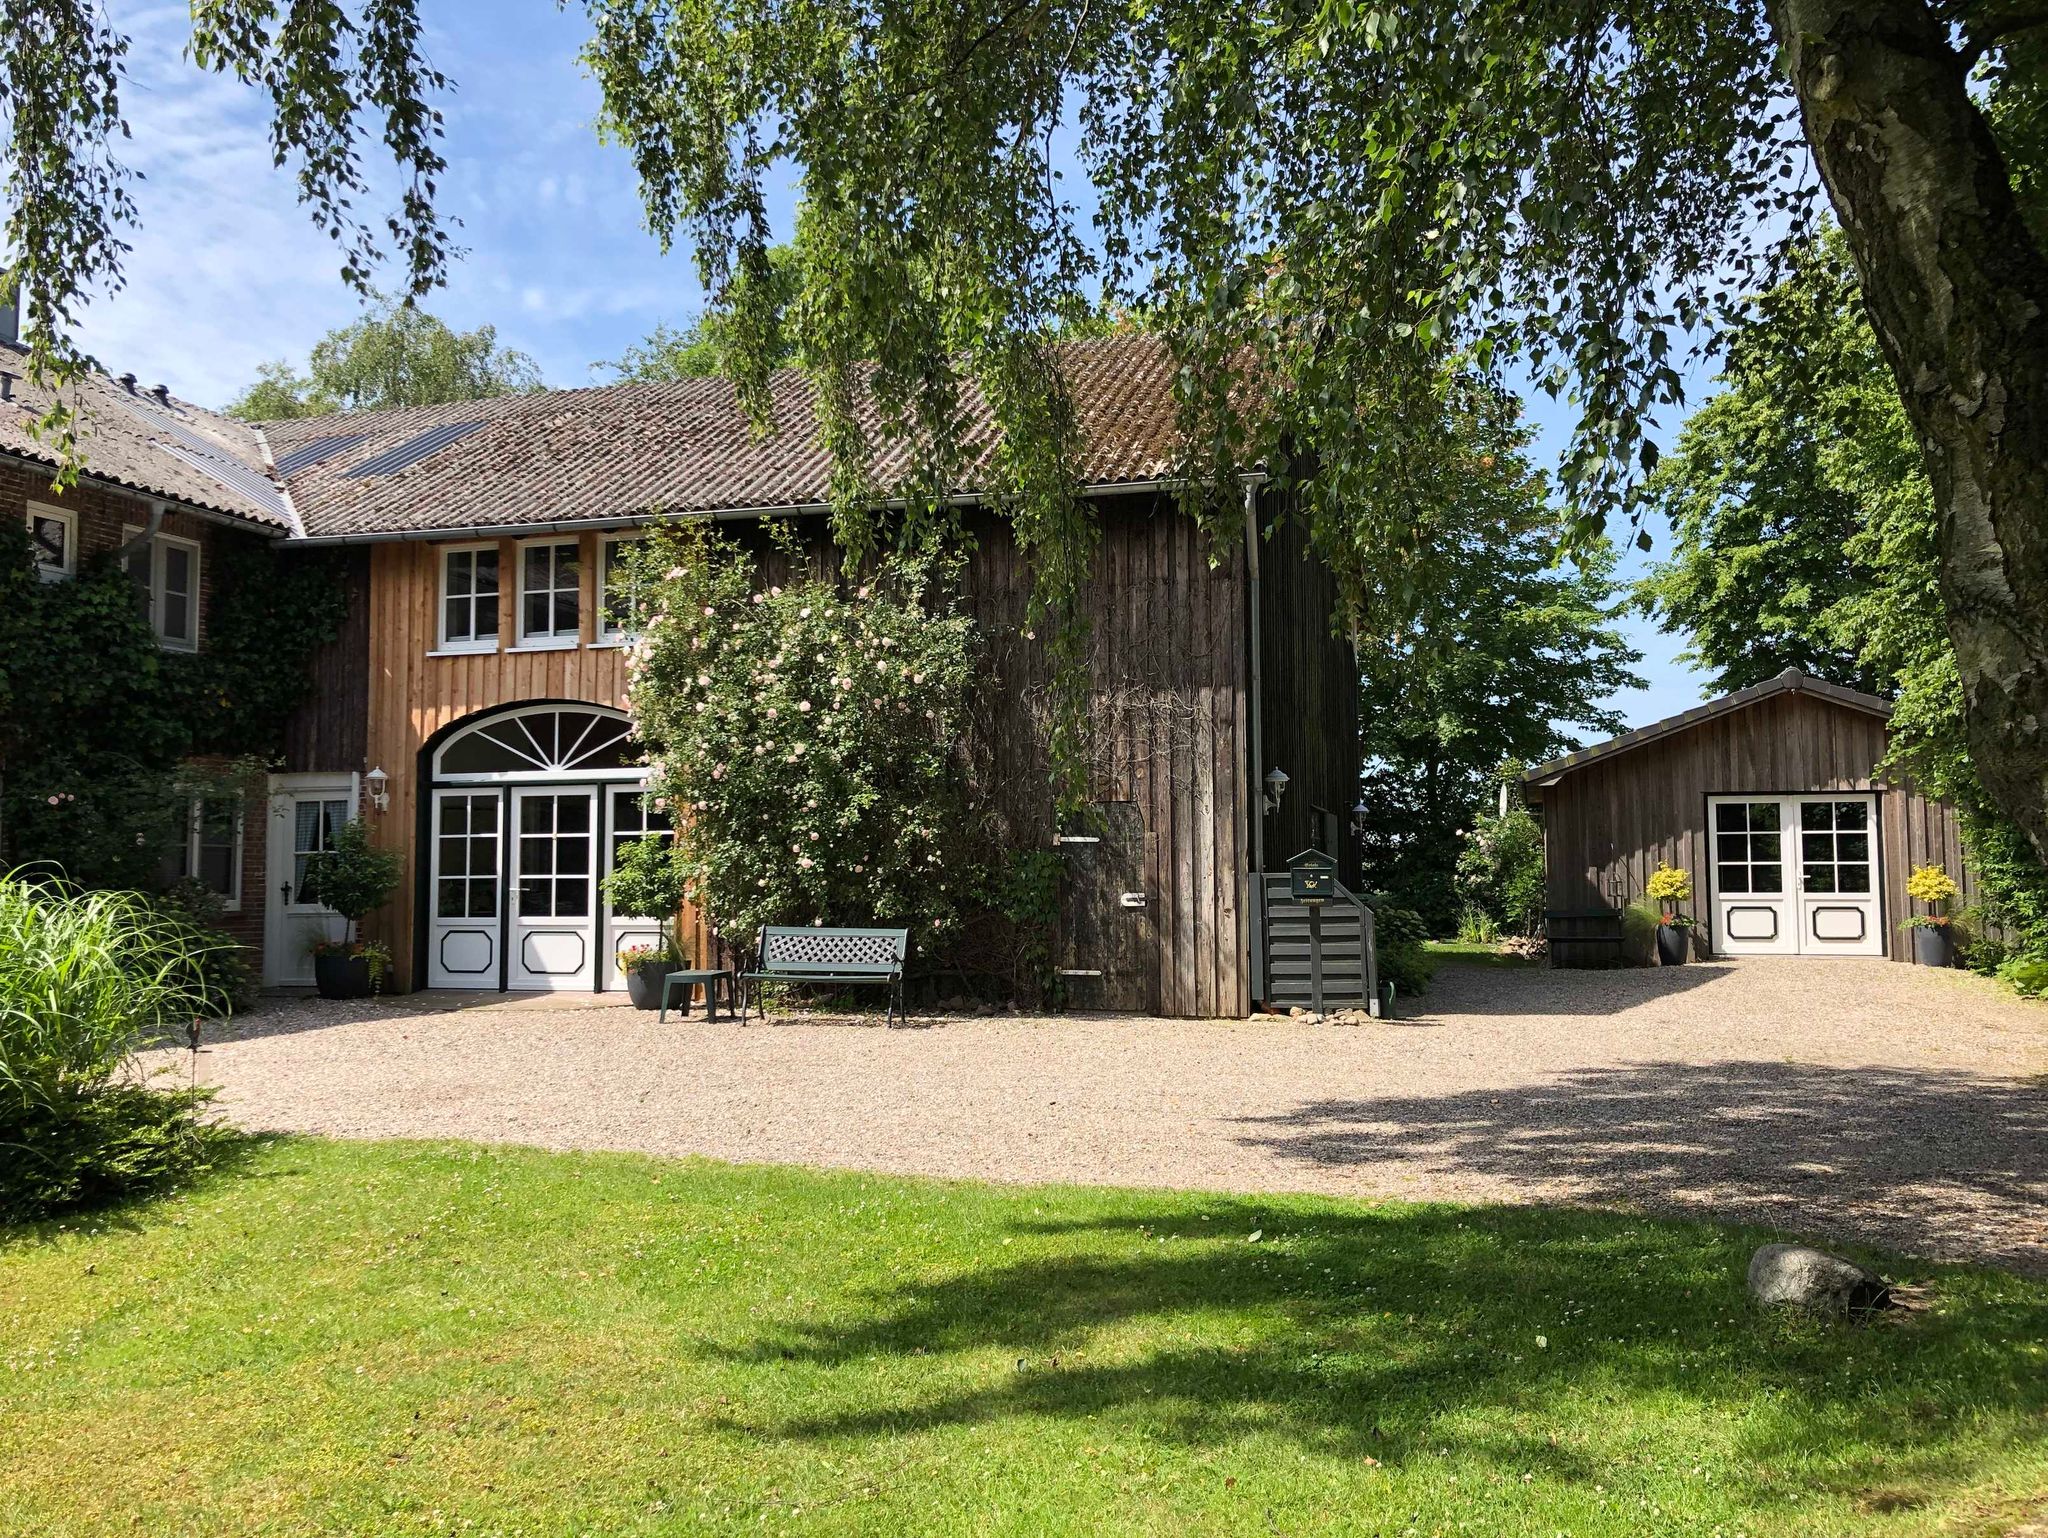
[1523,669,1894,789]
[0,343,292,531]
[264,334,1192,539]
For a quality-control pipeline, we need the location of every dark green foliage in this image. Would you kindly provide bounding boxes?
[0,519,191,889]
[1356,392,1640,934]
[154,881,259,1017]
[1634,242,1886,695]
[181,542,351,752]
[0,519,346,891]
[0,1080,226,1223]
[1365,898,1435,997]
[299,820,402,938]
[600,835,689,963]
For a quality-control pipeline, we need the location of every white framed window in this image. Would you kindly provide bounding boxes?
[600,534,644,640]
[517,538,581,647]
[438,543,502,652]
[163,795,244,909]
[122,524,202,651]
[26,503,76,579]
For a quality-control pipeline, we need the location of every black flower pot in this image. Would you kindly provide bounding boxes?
[314,953,373,1000]
[625,961,679,1011]
[1911,924,1953,968]
[1656,923,1689,967]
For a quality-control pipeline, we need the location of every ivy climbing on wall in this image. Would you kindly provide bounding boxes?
[0,519,348,890]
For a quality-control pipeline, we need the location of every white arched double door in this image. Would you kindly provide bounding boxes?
[426,705,672,991]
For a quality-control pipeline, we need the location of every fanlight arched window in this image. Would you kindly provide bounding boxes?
[433,705,643,782]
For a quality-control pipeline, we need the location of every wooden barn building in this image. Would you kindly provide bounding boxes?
[1524,669,1983,964]
[7,334,1362,1018]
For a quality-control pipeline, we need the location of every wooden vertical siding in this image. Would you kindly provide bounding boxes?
[359,496,1258,1014]
[1255,508,1363,889]
[1534,690,1984,962]
[361,532,719,991]
[284,547,370,774]
[958,495,1251,1017]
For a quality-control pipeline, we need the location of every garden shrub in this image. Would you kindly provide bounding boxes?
[621,527,982,953]
[155,879,259,1017]
[0,875,232,1222]
[1366,897,1435,996]
[1453,807,1545,937]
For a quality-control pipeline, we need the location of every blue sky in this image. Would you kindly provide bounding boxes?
[79,0,1710,732]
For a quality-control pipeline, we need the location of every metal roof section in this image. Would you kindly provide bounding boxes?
[1523,669,1894,788]
[153,440,293,525]
[274,431,369,477]
[342,419,486,478]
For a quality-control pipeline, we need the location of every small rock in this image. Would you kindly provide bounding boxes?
[1747,1243,1891,1313]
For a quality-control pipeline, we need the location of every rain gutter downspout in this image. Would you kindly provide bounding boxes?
[112,502,164,564]
[1244,475,1266,1005]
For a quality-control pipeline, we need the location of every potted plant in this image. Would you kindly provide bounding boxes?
[300,820,404,999]
[1902,862,1962,966]
[1644,862,1696,965]
[602,834,689,1010]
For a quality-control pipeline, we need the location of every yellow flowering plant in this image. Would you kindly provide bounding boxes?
[1644,862,1693,926]
[1903,863,1961,928]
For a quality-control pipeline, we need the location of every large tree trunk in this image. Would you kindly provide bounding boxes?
[1771,0,2048,864]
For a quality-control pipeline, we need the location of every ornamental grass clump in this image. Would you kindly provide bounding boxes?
[0,874,232,1221]
[620,527,982,949]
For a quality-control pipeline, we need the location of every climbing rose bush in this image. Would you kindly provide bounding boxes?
[620,528,980,952]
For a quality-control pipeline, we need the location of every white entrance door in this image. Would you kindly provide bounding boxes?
[602,787,677,990]
[510,787,598,990]
[262,775,356,986]
[1709,793,1882,957]
[428,789,504,989]
[1793,796,1884,955]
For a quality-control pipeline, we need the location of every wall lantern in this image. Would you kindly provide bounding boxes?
[365,766,390,813]
[1263,766,1290,813]
[1352,798,1369,838]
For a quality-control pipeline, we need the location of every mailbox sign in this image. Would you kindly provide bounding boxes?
[1287,848,1338,903]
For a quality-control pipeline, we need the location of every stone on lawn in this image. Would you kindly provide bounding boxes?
[1747,1243,1891,1313]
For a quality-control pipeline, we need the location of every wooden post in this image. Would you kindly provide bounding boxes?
[1308,903,1324,1016]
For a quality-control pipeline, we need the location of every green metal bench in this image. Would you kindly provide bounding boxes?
[739,925,909,1027]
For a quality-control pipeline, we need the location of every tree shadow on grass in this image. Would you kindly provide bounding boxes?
[706,1196,2046,1508]
[1231,1060,2048,1275]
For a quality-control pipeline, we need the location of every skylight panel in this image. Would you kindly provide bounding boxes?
[274,432,369,476]
[343,420,486,478]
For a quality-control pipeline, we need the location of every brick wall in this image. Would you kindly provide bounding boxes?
[4,460,232,637]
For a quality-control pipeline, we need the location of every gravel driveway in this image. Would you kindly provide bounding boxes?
[157,958,2048,1274]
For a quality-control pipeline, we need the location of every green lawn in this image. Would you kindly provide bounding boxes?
[4,1140,2044,1536]
[1423,939,1539,966]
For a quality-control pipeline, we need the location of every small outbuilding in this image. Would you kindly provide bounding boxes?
[1522,669,1984,964]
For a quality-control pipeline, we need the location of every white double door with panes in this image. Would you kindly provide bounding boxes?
[1707,793,1884,957]
[427,782,672,991]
